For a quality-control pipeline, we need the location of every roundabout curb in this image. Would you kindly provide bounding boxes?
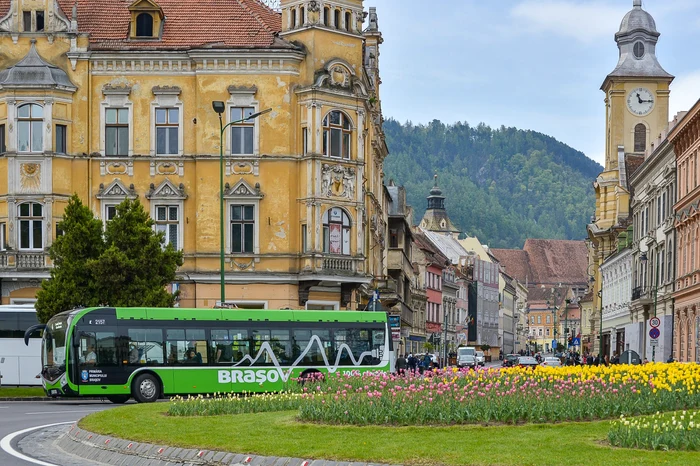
[58,423,399,466]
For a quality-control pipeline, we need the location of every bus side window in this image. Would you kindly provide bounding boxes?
[231,329,249,364]
[270,329,291,365]
[250,330,270,364]
[127,328,164,365]
[79,331,116,367]
[185,329,207,364]
[166,329,185,364]
[211,329,232,364]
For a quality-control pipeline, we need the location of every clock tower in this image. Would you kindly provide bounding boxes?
[587,0,673,353]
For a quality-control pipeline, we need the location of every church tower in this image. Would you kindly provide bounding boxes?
[419,175,460,238]
[587,0,673,352]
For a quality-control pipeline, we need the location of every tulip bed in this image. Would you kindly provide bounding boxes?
[609,411,700,450]
[169,363,700,426]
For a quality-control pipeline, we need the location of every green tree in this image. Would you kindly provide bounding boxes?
[35,195,104,323]
[35,197,184,323]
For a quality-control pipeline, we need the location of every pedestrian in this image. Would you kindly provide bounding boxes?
[407,353,417,373]
[604,354,610,366]
[421,353,432,373]
[666,354,675,363]
[396,354,407,375]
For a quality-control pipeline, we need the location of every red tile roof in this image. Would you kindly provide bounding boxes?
[51,0,286,50]
[490,248,533,284]
[523,239,588,286]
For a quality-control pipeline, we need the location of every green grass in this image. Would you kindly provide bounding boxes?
[0,387,46,397]
[80,403,700,466]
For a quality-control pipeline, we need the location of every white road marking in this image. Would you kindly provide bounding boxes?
[1,421,74,466]
[24,409,104,415]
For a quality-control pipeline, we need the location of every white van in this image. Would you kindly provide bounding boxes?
[457,347,476,368]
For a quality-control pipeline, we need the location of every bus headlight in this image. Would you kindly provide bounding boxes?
[59,373,67,388]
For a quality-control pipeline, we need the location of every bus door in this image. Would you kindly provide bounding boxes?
[166,328,215,393]
[75,327,123,391]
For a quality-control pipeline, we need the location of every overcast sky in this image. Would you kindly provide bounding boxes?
[367,0,700,166]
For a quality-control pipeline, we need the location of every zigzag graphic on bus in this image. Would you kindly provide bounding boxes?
[231,334,378,383]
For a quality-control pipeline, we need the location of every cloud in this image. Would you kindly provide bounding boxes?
[669,70,700,118]
[510,0,627,44]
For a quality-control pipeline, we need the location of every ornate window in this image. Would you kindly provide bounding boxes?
[18,202,43,250]
[546,315,551,324]
[55,124,67,154]
[537,315,541,324]
[323,111,352,159]
[323,207,351,255]
[224,179,262,255]
[634,123,646,152]
[155,108,179,155]
[231,205,255,253]
[155,205,180,250]
[105,108,129,156]
[344,11,351,31]
[230,107,254,155]
[17,103,43,153]
[633,41,645,59]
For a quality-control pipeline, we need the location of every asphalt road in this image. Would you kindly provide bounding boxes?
[0,400,115,466]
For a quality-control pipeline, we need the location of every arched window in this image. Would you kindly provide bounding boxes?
[323,7,330,26]
[687,320,693,362]
[323,207,351,255]
[634,123,646,152]
[668,240,673,280]
[334,9,340,28]
[323,110,352,159]
[136,13,153,37]
[300,7,305,26]
[345,11,352,31]
[18,202,43,250]
[680,319,686,361]
[17,103,43,152]
[291,9,297,28]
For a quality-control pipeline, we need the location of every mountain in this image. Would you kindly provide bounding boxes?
[382,119,603,249]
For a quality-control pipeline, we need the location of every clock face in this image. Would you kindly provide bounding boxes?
[627,88,654,116]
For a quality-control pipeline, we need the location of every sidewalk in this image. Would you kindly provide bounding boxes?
[59,424,400,466]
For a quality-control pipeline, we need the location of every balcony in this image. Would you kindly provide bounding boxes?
[0,251,49,270]
[388,248,413,279]
[631,286,652,304]
[322,257,355,272]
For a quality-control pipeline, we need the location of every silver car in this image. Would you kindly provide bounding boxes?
[458,354,477,369]
[475,351,485,366]
[541,357,562,367]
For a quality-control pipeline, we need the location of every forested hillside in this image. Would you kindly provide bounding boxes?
[383,119,603,248]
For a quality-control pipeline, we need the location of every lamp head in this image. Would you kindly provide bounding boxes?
[212,101,225,115]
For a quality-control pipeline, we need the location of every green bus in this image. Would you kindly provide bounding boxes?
[34,307,393,403]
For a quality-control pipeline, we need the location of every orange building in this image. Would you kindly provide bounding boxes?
[669,99,700,362]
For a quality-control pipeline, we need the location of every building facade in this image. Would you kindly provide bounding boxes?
[587,0,673,353]
[669,99,700,363]
[600,247,633,358]
[629,115,679,361]
[0,0,389,309]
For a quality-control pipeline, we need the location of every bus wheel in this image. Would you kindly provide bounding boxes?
[106,395,130,404]
[132,373,160,403]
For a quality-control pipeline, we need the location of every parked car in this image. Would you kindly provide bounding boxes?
[518,356,539,369]
[503,354,520,367]
[475,351,485,367]
[458,354,477,369]
[541,357,562,367]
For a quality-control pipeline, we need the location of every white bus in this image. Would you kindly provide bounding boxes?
[0,305,41,386]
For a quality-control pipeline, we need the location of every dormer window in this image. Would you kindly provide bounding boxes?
[136,13,153,37]
[128,0,164,39]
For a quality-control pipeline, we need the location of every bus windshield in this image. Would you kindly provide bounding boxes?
[42,315,69,380]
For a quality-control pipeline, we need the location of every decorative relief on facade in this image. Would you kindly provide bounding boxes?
[307,1,319,12]
[19,163,41,193]
[152,85,182,95]
[96,179,138,200]
[149,160,184,177]
[146,179,187,200]
[329,65,350,88]
[224,179,263,199]
[100,160,134,176]
[321,164,355,199]
[226,160,259,176]
[228,85,258,95]
[230,259,255,271]
[102,83,132,95]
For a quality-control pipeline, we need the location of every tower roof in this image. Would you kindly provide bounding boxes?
[617,0,657,36]
[603,0,672,87]
[0,40,76,92]
[419,174,460,234]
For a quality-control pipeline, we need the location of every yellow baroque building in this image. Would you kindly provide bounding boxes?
[0,0,389,310]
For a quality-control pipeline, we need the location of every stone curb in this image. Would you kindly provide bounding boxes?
[58,424,399,466]
[0,396,106,402]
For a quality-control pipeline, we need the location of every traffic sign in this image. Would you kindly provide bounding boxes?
[649,327,660,339]
[650,317,661,328]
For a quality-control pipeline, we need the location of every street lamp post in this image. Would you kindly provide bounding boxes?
[640,248,659,362]
[211,102,271,306]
